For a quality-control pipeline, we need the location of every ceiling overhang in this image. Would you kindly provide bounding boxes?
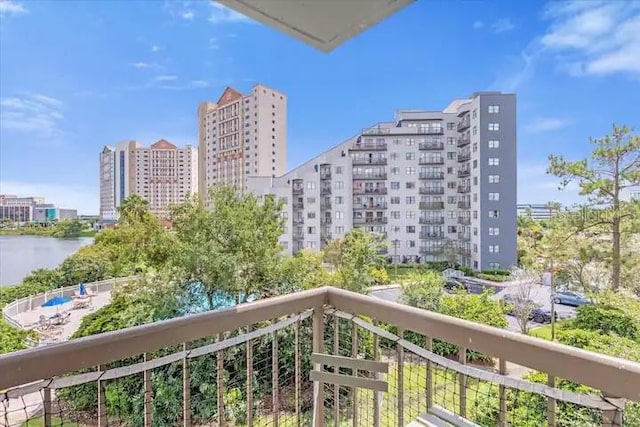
[216,0,415,52]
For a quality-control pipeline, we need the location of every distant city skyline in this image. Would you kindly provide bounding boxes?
[1,1,639,214]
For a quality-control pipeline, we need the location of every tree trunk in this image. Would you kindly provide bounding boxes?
[612,216,621,291]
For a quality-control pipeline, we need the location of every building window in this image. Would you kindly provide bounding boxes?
[336,166,343,174]
[472,126,477,135]
[489,192,500,201]
[473,176,478,185]
[335,211,344,219]
[391,167,400,175]
[472,109,477,119]
[307,212,316,219]
[406,138,415,146]
[488,140,500,148]
[307,241,317,249]
[335,181,344,189]
[335,226,344,234]
[488,210,500,218]
[448,226,457,233]
[392,225,400,233]
[473,160,478,169]
[406,196,415,204]
[489,175,500,184]
[406,240,416,248]
[406,182,415,189]
[406,167,416,175]
[488,105,500,114]
[472,143,477,153]
[335,196,343,204]
[488,158,500,166]
[447,122,455,130]
[306,182,316,189]
[391,182,400,190]
[447,196,456,204]
[489,262,500,269]
[391,211,401,219]
[447,211,457,219]
[406,226,416,233]
[488,123,500,131]
[307,197,316,204]
[391,196,400,204]
[393,138,401,145]
[489,245,500,253]
[406,211,416,219]
[447,137,455,145]
[390,152,398,160]
[489,227,500,236]
[307,226,316,234]
[406,152,415,160]
[447,152,455,160]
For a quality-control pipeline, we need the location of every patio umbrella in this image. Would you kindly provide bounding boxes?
[41,296,72,307]
[79,283,86,296]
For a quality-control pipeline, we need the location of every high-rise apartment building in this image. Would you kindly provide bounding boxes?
[247,92,517,271]
[99,140,198,220]
[198,84,287,200]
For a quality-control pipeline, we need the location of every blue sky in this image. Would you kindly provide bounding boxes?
[0,0,639,214]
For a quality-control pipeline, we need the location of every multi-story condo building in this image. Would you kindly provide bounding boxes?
[198,84,287,200]
[247,92,517,271]
[99,140,198,220]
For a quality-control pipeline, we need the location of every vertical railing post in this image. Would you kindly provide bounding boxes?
[97,365,107,427]
[498,358,507,427]
[425,336,433,410]
[547,374,556,427]
[351,322,358,427]
[247,326,254,427]
[42,385,52,427]
[295,319,301,427]
[273,319,279,427]
[458,347,467,419]
[182,343,190,427]
[333,316,339,426]
[217,333,225,427]
[397,329,404,427]
[601,393,623,427]
[373,321,381,427]
[312,306,325,427]
[143,353,152,427]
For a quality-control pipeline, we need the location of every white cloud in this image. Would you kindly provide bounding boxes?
[518,163,584,206]
[492,18,515,33]
[181,9,194,20]
[0,181,98,215]
[525,117,572,132]
[151,45,161,52]
[472,21,484,30]
[152,74,178,82]
[208,37,220,50]
[208,2,252,24]
[0,0,27,15]
[189,80,209,88]
[0,93,65,139]
[541,1,640,76]
[130,61,150,68]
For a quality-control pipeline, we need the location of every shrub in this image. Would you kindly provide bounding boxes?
[476,273,511,282]
[573,304,638,341]
[370,267,390,286]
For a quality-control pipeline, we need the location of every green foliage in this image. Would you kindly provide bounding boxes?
[50,218,84,238]
[573,304,638,341]
[400,271,444,312]
[557,329,640,362]
[0,268,63,306]
[273,249,332,294]
[370,267,390,286]
[440,291,507,329]
[480,269,510,276]
[475,273,511,282]
[0,319,36,354]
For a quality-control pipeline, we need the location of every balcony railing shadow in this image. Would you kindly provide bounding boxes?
[1,287,637,427]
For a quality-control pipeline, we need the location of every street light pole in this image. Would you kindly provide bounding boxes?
[394,239,399,279]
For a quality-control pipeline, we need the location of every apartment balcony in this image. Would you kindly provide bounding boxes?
[419,186,445,195]
[457,137,471,147]
[320,218,332,225]
[419,201,445,210]
[458,200,471,209]
[419,232,445,239]
[457,117,470,132]
[353,187,387,195]
[418,157,445,166]
[418,127,444,135]
[458,167,471,178]
[320,172,332,180]
[353,216,388,225]
[419,217,445,225]
[419,172,445,180]
[461,247,472,257]
[292,202,304,210]
[352,173,387,180]
[458,216,471,225]
[292,231,304,239]
[361,127,391,136]
[292,187,304,196]
[321,232,332,241]
[320,187,332,196]
[320,202,332,210]
[418,141,444,151]
[351,142,387,151]
[352,158,388,166]
[292,217,304,225]
[1,288,636,427]
[353,203,387,210]
[419,246,442,255]
[457,185,471,194]
[457,152,471,162]
[458,231,471,241]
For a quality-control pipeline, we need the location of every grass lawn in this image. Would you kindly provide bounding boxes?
[22,417,79,426]
[530,320,572,340]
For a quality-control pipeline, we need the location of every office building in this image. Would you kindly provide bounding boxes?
[99,140,198,220]
[247,92,517,271]
[198,84,287,200]
[0,195,77,223]
[516,204,560,220]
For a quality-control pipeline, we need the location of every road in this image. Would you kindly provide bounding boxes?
[369,282,577,332]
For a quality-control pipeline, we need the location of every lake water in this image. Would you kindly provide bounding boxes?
[0,235,93,287]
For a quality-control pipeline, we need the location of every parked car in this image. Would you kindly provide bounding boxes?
[552,291,591,307]
[444,278,467,293]
[502,295,556,324]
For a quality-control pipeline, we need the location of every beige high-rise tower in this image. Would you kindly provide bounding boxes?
[198,84,287,200]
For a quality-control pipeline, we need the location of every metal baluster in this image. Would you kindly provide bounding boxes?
[397,329,404,427]
[182,343,190,427]
[217,333,224,427]
[333,316,339,426]
[273,319,279,427]
[351,322,358,427]
[247,325,254,427]
[459,347,467,419]
[295,319,301,427]
[144,353,152,427]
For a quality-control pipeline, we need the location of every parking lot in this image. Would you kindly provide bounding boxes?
[369,282,577,332]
